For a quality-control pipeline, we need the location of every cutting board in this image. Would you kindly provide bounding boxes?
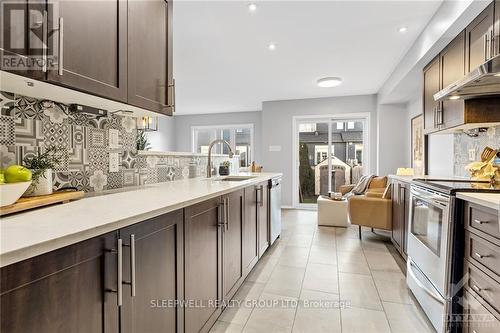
[0,191,85,216]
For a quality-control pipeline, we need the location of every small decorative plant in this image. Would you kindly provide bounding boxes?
[23,146,67,196]
[219,160,231,176]
[136,130,151,151]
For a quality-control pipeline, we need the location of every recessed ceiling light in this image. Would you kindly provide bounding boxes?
[449,95,460,100]
[398,26,408,33]
[267,42,276,51]
[248,3,257,12]
[317,77,343,88]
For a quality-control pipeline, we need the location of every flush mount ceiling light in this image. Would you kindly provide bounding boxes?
[267,42,276,51]
[398,26,408,33]
[248,3,257,12]
[449,95,461,100]
[317,77,343,88]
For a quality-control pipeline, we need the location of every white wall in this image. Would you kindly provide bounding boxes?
[173,111,263,162]
[261,94,378,207]
[377,103,409,175]
[146,116,177,151]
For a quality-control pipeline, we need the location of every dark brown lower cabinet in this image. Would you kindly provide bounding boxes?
[184,197,223,333]
[0,232,119,333]
[243,186,259,275]
[257,182,270,258]
[120,210,184,333]
[222,190,244,301]
[391,179,410,259]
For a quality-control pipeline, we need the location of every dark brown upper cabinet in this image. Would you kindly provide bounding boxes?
[465,2,495,72]
[1,232,120,333]
[46,0,128,102]
[128,0,174,115]
[119,210,184,333]
[423,56,441,133]
[0,0,44,80]
[440,31,466,130]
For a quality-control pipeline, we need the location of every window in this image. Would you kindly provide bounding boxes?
[314,145,334,165]
[336,122,344,130]
[192,124,254,167]
[347,121,355,129]
[299,123,317,132]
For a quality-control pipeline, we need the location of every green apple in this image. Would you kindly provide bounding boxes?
[4,165,32,183]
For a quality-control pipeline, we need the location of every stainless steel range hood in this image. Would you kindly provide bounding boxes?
[434,55,500,102]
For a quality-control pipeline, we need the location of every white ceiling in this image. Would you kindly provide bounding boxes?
[173,0,443,115]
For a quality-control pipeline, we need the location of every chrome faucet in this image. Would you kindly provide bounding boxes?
[207,139,234,178]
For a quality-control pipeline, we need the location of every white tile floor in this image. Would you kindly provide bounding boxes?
[209,209,435,333]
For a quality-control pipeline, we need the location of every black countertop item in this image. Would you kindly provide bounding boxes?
[412,178,500,195]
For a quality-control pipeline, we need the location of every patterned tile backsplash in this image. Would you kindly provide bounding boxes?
[0,91,233,192]
[454,126,500,177]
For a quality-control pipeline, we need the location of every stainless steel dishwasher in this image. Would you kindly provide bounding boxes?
[269,176,282,245]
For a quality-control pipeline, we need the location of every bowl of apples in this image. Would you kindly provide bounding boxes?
[0,165,32,207]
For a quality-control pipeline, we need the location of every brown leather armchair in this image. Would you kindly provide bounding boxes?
[341,176,392,239]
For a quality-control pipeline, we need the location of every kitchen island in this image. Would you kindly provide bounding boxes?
[0,172,282,333]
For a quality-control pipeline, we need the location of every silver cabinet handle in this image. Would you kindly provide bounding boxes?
[491,30,495,59]
[224,197,229,231]
[117,238,123,307]
[408,261,445,304]
[42,10,48,72]
[167,78,176,113]
[472,284,488,293]
[473,219,488,225]
[474,252,488,259]
[130,234,136,297]
[58,17,63,75]
[484,33,489,62]
[218,200,225,231]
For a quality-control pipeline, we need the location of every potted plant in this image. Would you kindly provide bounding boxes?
[219,161,231,176]
[23,146,67,197]
[136,130,151,151]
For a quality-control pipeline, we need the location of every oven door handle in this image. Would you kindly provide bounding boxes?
[408,261,445,304]
[410,188,449,207]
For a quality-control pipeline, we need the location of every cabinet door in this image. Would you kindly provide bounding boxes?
[0,0,45,80]
[391,181,403,251]
[0,232,119,333]
[257,182,270,258]
[223,190,244,301]
[243,186,259,275]
[128,0,173,115]
[120,210,184,333]
[423,56,440,133]
[184,198,223,333]
[495,0,500,56]
[47,0,127,101]
[466,2,495,72]
[441,31,466,129]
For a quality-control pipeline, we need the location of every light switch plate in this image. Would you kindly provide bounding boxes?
[109,152,119,172]
[109,129,120,149]
[468,149,476,161]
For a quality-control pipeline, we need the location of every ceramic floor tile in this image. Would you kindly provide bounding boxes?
[292,305,341,333]
[218,301,254,325]
[341,306,391,333]
[209,321,244,333]
[382,302,434,333]
[233,282,265,302]
[287,234,313,247]
[312,229,336,248]
[264,265,305,297]
[339,272,383,311]
[308,245,337,265]
[278,246,310,268]
[244,302,296,332]
[337,251,371,275]
[364,251,401,272]
[246,256,279,283]
[372,270,415,304]
[335,238,364,253]
[302,263,338,294]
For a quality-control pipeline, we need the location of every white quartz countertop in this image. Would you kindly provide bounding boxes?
[0,172,282,267]
[456,192,500,211]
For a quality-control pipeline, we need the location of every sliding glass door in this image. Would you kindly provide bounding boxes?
[295,117,365,207]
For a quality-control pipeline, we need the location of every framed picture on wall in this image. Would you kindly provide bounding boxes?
[411,114,427,176]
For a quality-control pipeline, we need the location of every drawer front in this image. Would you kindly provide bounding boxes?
[466,231,500,278]
[465,261,500,317]
[463,290,500,333]
[466,203,500,242]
